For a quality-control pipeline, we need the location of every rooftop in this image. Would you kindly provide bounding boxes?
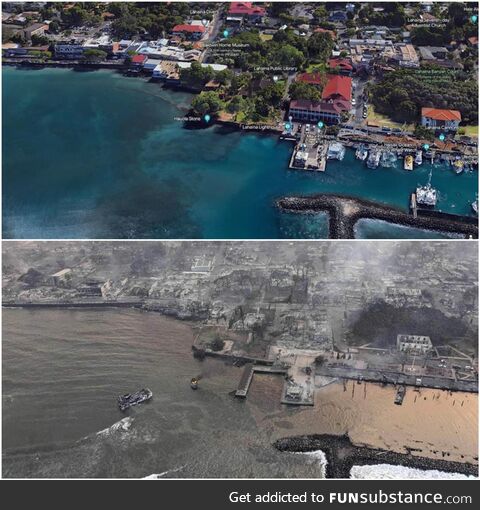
[172,24,206,33]
[322,74,352,102]
[421,108,461,122]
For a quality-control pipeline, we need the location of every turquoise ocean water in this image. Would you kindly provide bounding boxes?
[3,67,477,239]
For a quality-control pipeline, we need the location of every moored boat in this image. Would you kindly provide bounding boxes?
[366,148,381,169]
[404,155,413,171]
[355,145,368,161]
[327,142,346,160]
[414,150,422,166]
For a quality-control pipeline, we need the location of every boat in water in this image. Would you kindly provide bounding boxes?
[404,154,413,171]
[117,388,153,411]
[452,158,464,174]
[380,150,397,168]
[472,195,478,215]
[366,148,381,169]
[416,167,437,207]
[414,150,422,166]
[327,142,346,161]
[355,145,368,161]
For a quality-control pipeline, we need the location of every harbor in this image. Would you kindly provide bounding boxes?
[3,67,478,239]
[277,194,478,239]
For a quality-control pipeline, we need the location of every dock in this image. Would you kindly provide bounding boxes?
[410,192,417,219]
[235,363,255,397]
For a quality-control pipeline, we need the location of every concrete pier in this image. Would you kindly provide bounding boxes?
[277,193,478,239]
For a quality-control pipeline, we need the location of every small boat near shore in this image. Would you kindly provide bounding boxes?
[404,155,413,171]
[414,150,423,166]
[366,148,381,169]
[472,195,478,215]
[380,150,397,168]
[416,167,437,207]
[327,142,346,161]
[355,145,368,161]
[452,158,464,174]
[117,388,152,411]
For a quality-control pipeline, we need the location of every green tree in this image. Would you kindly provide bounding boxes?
[289,81,322,101]
[82,49,107,62]
[191,91,224,116]
[307,32,334,62]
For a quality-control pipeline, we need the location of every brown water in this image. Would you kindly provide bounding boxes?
[2,308,324,478]
[248,376,477,465]
[3,308,476,478]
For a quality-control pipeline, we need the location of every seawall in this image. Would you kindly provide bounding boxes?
[277,194,478,239]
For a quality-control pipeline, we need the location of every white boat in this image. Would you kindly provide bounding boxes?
[472,195,478,214]
[404,155,413,171]
[414,150,422,166]
[416,167,437,207]
[452,158,464,174]
[355,145,368,161]
[327,142,346,161]
[380,150,397,168]
[366,149,381,168]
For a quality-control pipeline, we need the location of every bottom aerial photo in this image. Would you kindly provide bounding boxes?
[2,241,478,479]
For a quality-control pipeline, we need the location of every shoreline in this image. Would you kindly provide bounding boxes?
[273,434,478,479]
[277,193,478,239]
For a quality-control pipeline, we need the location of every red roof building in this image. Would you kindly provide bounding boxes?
[172,24,206,34]
[131,54,148,65]
[296,72,326,86]
[289,98,350,125]
[328,58,353,74]
[228,2,266,17]
[172,24,206,40]
[421,108,461,122]
[421,107,461,131]
[314,27,336,39]
[321,74,352,103]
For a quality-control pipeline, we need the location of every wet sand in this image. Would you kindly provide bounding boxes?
[247,375,478,466]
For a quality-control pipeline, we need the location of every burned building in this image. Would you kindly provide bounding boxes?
[397,334,433,354]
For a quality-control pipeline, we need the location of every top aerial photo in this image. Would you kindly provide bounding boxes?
[2,1,479,239]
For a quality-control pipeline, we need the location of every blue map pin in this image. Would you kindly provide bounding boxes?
[439,133,445,141]
[285,123,291,130]
[471,15,477,23]
[204,114,211,123]
[317,121,324,128]
[423,143,430,150]
[223,29,229,38]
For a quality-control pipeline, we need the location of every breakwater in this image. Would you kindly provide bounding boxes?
[277,194,478,239]
[273,434,478,479]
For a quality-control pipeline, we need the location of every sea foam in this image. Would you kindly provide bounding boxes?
[350,464,475,480]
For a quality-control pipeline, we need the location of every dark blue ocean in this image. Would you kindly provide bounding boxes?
[3,67,477,239]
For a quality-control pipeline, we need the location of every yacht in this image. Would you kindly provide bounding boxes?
[414,150,423,166]
[416,167,437,207]
[327,142,346,160]
[355,145,368,161]
[366,148,381,168]
[404,154,414,171]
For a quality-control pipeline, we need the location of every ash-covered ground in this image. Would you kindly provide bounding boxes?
[3,241,478,358]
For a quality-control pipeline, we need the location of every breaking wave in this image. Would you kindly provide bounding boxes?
[143,465,187,479]
[350,464,475,480]
[295,450,327,478]
[96,417,134,437]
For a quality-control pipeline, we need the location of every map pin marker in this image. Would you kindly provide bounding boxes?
[201,19,208,27]
[204,114,211,123]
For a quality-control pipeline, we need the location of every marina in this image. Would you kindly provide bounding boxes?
[3,67,478,239]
